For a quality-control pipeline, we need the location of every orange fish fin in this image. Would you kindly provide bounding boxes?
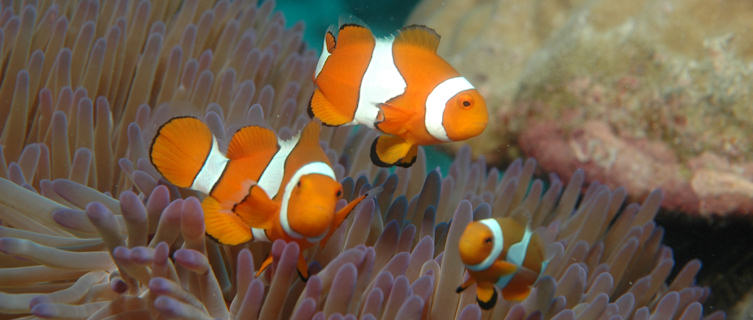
[255,254,275,277]
[370,135,414,167]
[150,116,214,188]
[394,25,440,52]
[202,196,252,245]
[475,283,498,310]
[456,276,476,293]
[395,144,418,168]
[233,186,279,229]
[320,193,367,248]
[493,260,519,276]
[501,279,532,302]
[325,29,336,53]
[297,253,310,281]
[309,88,352,126]
[226,125,278,160]
[334,194,367,228]
[336,23,374,46]
[298,121,323,149]
[374,103,412,135]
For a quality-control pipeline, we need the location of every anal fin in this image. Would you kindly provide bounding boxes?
[202,196,252,245]
[476,283,498,310]
[370,135,414,167]
[309,89,352,126]
[395,144,418,168]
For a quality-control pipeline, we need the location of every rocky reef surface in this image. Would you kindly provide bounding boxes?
[408,0,753,217]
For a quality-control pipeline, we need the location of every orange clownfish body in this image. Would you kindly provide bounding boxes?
[309,23,488,167]
[456,218,547,309]
[150,117,365,279]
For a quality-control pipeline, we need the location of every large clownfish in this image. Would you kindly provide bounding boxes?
[456,218,547,309]
[149,117,366,279]
[309,23,488,167]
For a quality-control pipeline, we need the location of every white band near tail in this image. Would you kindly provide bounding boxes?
[424,77,475,142]
[190,137,228,194]
[496,227,534,289]
[465,218,504,271]
[279,161,336,242]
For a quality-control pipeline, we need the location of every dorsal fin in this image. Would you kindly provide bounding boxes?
[394,25,440,52]
[337,24,374,46]
[325,29,336,53]
[226,125,278,159]
[298,120,322,149]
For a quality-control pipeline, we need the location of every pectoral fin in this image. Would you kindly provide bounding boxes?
[374,103,412,135]
[233,186,279,229]
[456,276,476,293]
[256,254,275,278]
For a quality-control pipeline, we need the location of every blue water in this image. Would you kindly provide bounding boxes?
[274,0,421,51]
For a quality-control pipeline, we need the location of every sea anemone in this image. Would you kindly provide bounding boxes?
[0,0,724,319]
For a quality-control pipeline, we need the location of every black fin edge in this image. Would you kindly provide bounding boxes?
[306,94,315,119]
[370,136,395,168]
[477,289,498,310]
[297,269,309,282]
[307,92,344,127]
[395,155,416,168]
[400,24,440,40]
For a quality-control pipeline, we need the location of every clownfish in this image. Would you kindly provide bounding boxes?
[456,218,547,309]
[309,23,488,167]
[149,117,366,279]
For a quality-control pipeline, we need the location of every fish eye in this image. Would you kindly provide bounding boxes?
[296,181,301,187]
[458,93,473,109]
[484,237,493,244]
[336,190,342,197]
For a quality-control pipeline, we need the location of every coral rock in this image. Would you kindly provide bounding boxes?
[409,0,753,216]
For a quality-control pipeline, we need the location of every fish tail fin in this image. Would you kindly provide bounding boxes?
[150,116,216,188]
[202,196,253,245]
[370,135,415,167]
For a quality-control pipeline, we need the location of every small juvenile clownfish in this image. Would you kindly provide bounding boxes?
[456,218,547,310]
[309,23,488,167]
[150,117,366,279]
